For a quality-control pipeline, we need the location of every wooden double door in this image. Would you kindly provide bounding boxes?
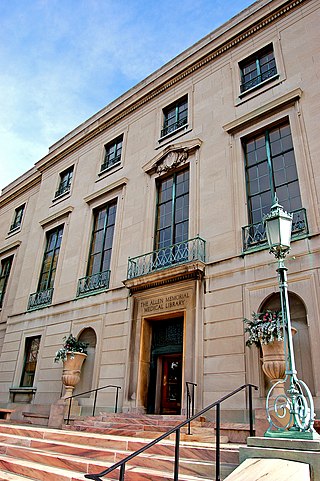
[147,318,183,415]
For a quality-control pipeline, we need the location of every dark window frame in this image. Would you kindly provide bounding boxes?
[87,201,117,277]
[55,166,74,198]
[243,120,302,227]
[161,96,188,138]
[0,255,14,308]
[155,167,189,251]
[101,135,123,172]
[10,204,25,231]
[240,44,277,94]
[37,225,64,292]
[20,336,41,387]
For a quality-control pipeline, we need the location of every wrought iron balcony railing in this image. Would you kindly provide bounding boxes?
[161,116,188,137]
[77,270,110,297]
[242,208,308,252]
[101,154,121,172]
[240,66,277,93]
[54,183,71,198]
[28,288,54,310]
[127,236,206,279]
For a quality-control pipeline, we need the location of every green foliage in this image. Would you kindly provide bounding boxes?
[244,310,284,348]
[54,334,89,363]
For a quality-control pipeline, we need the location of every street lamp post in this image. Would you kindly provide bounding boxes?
[263,197,318,439]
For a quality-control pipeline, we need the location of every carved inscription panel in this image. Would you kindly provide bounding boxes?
[140,291,191,315]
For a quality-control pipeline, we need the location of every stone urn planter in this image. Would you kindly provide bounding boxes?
[62,352,87,398]
[54,334,89,399]
[261,327,296,383]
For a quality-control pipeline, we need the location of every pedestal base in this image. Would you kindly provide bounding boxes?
[240,437,320,481]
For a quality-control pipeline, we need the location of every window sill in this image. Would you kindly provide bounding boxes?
[158,124,189,143]
[52,190,71,203]
[97,163,123,181]
[7,226,21,236]
[236,75,281,106]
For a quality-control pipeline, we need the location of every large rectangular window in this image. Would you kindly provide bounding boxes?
[161,96,188,137]
[38,225,64,292]
[20,336,41,387]
[240,44,277,93]
[0,256,13,308]
[155,168,189,250]
[87,202,117,276]
[244,122,302,225]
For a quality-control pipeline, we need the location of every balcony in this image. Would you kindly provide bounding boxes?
[161,117,188,138]
[240,66,278,93]
[28,288,53,311]
[77,270,110,297]
[242,208,308,253]
[127,236,206,280]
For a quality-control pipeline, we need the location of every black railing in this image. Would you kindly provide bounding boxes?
[186,381,197,435]
[76,270,110,297]
[242,207,308,252]
[65,384,121,425]
[28,288,54,310]
[240,65,277,93]
[161,116,188,137]
[85,383,258,481]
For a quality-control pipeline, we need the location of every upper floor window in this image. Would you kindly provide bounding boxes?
[240,45,277,94]
[28,225,64,310]
[55,166,74,198]
[10,204,25,231]
[88,201,117,276]
[0,256,13,308]
[20,336,41,387]
[244,122,302,226]
[155,168,189,251]
[101,135,123,172]
[161,96,188,138]
[38,225,64,292]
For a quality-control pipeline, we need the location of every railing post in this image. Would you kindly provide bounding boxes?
[93,389,98,417]
[115,386,119,413]
[67,397,72,425]
[191,383,195,416]
[119,463,125,481]
[215,403,221,481]
[248,384,254,437]
[174,428,180,481]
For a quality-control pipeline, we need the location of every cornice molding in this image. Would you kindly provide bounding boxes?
[35,0,306,174]
[0,240,21,256]
[223,87,302,133]
[0,173,41,208]
[39,206,73,228]
[84,177,128,204]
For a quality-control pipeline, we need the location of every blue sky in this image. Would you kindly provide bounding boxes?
[0,0,254,191]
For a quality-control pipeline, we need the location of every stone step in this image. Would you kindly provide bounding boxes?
[0,440,239,479]
[0,470,39,481]
[0,427,237,464]
[0,422,240,481]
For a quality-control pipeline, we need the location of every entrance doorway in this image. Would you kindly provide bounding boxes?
[160,353,182,414]
[147,317,183,414]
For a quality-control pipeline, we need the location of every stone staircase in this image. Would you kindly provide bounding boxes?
[0,414,247,480]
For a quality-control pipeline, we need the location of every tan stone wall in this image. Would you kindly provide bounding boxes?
[0,0,319,419]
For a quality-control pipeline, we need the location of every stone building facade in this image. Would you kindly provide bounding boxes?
[0,0,319,422]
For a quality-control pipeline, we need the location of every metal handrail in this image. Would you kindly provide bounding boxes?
[64,384,121,425]
[186,381,197,435]
[84,383,258,481]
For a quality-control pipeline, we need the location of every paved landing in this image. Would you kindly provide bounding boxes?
[224,457,310,481]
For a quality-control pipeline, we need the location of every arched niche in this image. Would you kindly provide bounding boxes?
[259,292,315,396]
[74,328,97,397]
